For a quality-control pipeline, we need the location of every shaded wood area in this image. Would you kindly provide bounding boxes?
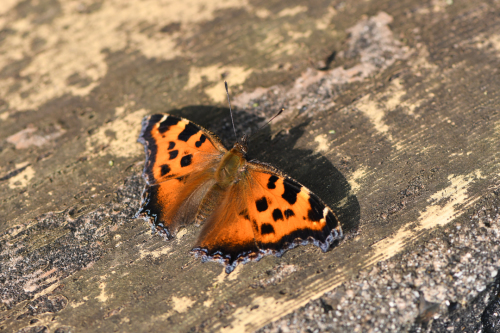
[1,0,499,332]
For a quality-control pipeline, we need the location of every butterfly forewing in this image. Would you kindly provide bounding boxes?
[139,114,226,185]
[137,114,225,237]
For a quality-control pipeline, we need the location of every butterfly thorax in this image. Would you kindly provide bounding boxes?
[215,143,247,188]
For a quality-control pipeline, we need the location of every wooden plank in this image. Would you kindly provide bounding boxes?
[1,0,499,332]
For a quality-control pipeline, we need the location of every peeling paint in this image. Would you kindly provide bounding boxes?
[8,165,35,189]
[0,0,249,111]
[186,65,252,103]
[85,108,148,158]
[235,12,409,113]
[349,166,368,193]
[314,134,330,153]
[227,263,244,281]
[369,170,483,265]
[221,296,282,333]
[96,281,110,303]
[171,296,194,313]
[315,7,337,30]
[475,33,500,54]
[356,95,391,137]
[138,244,172,259]
[277,6,308,17]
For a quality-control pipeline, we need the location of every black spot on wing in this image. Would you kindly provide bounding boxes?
[284,209,295,219]
[261,223,275,235]
[168,150,178,160]
[282,178,301,205]
[168,141,175,150]
[195,134,206,148]
[178,123,199,142]
[267,175,279,189]
[308,196,324,222]
[256,197,268,212]
[238,209,250,221]
[158,116,180,133]
[180,154,193,167]
[272,209,284,221]
[160,164,170,176]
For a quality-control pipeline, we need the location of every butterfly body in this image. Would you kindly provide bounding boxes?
[215,143,246,187]
[137,113,342,273]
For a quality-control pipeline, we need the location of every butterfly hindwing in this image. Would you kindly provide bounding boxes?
[137,114,225,237]
[192,161,342,272]
[247,163,342,252]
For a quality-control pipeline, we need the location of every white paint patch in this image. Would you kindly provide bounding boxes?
[186,65,252,103]
[203,298,214,307]
[227,263,244,281]
[0,0,18,16]
[287,29,312,40]
[315,7,337,30]
[151,311,173,322]
[356,95,391,136]
[369,170,483,265]
[171,296,194,313]
[314,134,330,153]
[0,0,249,111]
[475,33,500,54]
[71,300,86,308]
[253,8,271,18]
[176,228,188,239]
[138,244,172,260]
[8,165,35,189]
[221,296,279,333]
[356,77,429,138]
[96,281,111,303]
[85,108,148,158]
[215,267,227,285]
[349,166,368,193]
[277,6,308,17]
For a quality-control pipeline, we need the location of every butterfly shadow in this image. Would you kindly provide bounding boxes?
[169,105,360,238]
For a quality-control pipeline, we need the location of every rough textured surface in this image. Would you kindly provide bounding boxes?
[259,190,500,333]
[1,0,500,332]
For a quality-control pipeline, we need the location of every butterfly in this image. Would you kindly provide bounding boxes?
[136,85,343,273]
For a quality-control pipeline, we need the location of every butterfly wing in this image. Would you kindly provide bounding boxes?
[193,160,342,272]
[136,114,227,238]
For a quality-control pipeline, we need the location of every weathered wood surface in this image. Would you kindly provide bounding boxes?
[1,0,499,332]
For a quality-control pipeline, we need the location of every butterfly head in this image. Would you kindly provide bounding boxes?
[234,134,248,155]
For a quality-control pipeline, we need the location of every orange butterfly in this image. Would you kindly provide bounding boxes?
[136,85,343,273]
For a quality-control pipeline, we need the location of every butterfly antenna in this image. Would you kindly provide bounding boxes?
[224,81,238,140]
[248,108,284,140]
